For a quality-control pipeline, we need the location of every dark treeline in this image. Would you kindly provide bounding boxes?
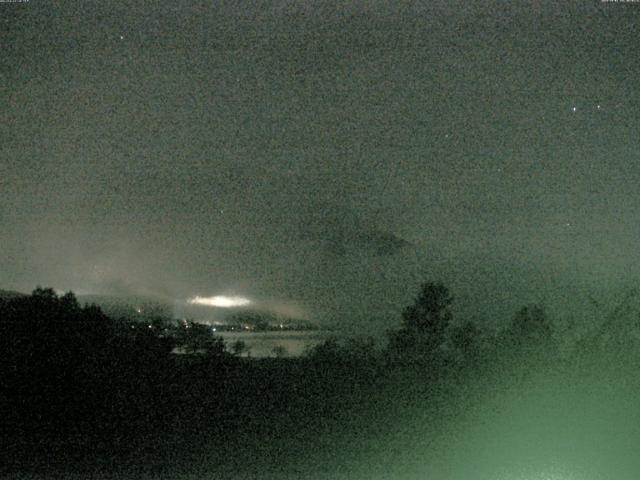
[2,283,640,478]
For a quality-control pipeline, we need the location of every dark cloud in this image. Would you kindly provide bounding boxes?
[297,202,411,256]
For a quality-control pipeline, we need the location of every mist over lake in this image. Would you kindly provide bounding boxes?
[216,330,332,358]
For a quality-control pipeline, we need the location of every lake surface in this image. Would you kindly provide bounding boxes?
[216,330,331,357]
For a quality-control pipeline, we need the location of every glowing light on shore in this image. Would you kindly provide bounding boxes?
[188,295,252,308]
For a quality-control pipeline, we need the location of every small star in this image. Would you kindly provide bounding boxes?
[596,104,601,110]
[571,106,577,112]
[119,35,124,40]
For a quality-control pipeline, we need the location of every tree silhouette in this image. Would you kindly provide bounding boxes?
[272,345,287,358]
[387,282,454,366]
[231,339,248,357]
[504,305,551,345]
[306,337,341,361]
[449,320,483,366]
[179,321,227,356]
[401,282,453,336]
[499,304,556,368]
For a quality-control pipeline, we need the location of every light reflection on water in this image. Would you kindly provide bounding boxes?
[216,330,331,357]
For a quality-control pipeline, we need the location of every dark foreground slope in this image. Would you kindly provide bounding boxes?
[5,286,640,480]
[0,290,392,479]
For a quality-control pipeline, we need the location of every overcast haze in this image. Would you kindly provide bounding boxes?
[2,0,639,332]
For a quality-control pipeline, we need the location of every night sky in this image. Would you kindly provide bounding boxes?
[2,1,639,332]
